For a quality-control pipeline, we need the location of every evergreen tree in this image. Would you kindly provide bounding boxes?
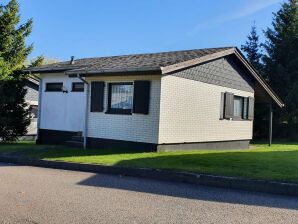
[0,0,32,141]
[241,22,263,74]
[30,55,45,67]
[263,0,298,136]
[0,77,30,142]
[0,0,33,72]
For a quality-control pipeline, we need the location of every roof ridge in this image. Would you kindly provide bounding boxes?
[72,46,235,62]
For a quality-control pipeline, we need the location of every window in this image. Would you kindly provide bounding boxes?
[234,96,243,118]
[46,82,63,92]
[107,83,133,114]
[72,82,84,92]
[233,96,249,120]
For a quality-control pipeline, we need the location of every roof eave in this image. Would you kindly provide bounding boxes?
[19,67,80,74]
[65,67,162,77]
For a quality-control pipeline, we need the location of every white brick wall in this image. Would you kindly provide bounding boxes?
[158,75,254,144]
[86,75,161,144]
[40,70,254,145]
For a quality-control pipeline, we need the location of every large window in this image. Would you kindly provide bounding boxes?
[233,96,248,120]
[107,83,133,114]
[45,82,63,92]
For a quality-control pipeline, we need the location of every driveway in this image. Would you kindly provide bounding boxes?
[0,162,297,224]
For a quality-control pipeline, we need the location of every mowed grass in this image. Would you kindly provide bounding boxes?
[0,142,298,183]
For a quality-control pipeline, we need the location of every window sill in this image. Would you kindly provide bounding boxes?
[105,110,132,115]
[232,117,248,121]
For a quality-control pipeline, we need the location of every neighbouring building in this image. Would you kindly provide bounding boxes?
[24,77,39,139]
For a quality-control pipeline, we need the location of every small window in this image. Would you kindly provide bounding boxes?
[233,96,249,120]
[234,96,243,118]
[45,82,63,92]
[107,83,133,114]
[72,82,84,92]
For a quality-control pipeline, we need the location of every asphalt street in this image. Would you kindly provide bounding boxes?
[0,162,297,224]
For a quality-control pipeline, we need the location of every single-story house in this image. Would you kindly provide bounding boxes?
[22,47,284,151]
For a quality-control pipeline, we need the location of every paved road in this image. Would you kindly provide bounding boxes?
[0,163,297,224]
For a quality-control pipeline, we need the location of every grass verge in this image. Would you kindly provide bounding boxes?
[0,141,297,183]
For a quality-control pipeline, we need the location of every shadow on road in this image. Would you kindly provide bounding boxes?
[78,173,298,210]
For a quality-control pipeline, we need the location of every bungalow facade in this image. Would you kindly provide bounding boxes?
[23,47,284,151]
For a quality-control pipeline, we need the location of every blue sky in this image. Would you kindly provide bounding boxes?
[13,0,284,61]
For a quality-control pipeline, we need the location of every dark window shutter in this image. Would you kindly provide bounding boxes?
[90,81,104,112]
[242,97,248,120]
[220,92,225,119]
[224,92,234,119]
[247,97,254,120]
[133,81,150,114]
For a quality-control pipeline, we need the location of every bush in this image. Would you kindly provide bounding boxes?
[0,78,30,142]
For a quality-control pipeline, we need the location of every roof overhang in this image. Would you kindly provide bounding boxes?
[20,66,80,74]
[65,66,161,77]
[161,48,285,108]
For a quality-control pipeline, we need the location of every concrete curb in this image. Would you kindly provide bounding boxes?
[0,155,297,197]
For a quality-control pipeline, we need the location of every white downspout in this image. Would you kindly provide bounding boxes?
[77,74,89,149]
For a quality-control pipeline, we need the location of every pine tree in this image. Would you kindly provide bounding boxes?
[30,55,45,67]
[263,0,298,135]
[0,0,33,73]
[0,0,32,141]
[241,22,263,74]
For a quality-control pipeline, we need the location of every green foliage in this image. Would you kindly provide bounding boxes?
[0,77,30,142]
[263,0,298,127]
[0,0,33,72]
[30,55,45,67]
[241,23,264,74]
[242,0,298,139]
[0,0,33,141]
[0,57,12,79]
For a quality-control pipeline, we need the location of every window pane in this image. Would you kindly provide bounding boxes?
[72,82,84,92]
[46,83,63,92]
[111,84,133,109]
[234,96,243,117]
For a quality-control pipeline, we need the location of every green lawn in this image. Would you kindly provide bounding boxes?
[0,142,298,183]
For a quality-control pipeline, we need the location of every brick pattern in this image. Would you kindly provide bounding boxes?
[172,57,254,92]
[86,75,161,144]
[158,75,254,144]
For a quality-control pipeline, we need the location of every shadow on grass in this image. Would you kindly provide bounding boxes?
[77,172,298,210]
[115,150,298,182]
[75,150,298,210]
[28,147,298,184]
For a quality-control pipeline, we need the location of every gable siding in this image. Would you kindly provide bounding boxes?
[25,84,39,103]
[171,57,255,92]
[86,75,161,144]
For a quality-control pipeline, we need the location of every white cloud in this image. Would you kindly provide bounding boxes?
[187,0,282,36]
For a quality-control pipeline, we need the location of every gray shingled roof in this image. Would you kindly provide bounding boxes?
[23,46,284,107]
[26,47,233,73]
